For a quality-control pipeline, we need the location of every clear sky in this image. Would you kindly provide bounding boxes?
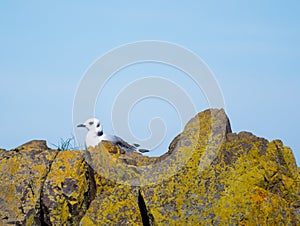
[0,1,299,165]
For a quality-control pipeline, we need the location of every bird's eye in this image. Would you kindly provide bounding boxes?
[97,123,100,127]
[89,122,94,125]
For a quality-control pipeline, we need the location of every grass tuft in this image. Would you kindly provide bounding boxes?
[52,135,78,151]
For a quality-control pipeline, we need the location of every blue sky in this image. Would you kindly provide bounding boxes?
[0,1,299,164]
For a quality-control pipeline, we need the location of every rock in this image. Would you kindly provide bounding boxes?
[80,142,158,225]
[80,186,145,225]
[16,140,50,151]
[0,140,58,225]
[141,110,300,225]
[41,150,96,225]
[0,109,299,225]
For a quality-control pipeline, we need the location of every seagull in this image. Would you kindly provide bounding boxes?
[77,118,149,153]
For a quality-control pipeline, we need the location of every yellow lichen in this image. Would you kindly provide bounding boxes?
[1,110,299,225]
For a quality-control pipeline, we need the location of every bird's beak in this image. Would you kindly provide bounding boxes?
[77,124,85,128]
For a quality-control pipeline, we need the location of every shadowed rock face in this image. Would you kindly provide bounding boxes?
[0,109,299,225]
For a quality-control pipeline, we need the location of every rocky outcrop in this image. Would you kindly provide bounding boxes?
[0,141,58,225]
[0,109,299,225]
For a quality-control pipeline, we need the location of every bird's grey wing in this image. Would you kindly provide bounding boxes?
[117,138,150,153]
[114,136,150,153]
[113,136,137,151]
[103,134,119,143]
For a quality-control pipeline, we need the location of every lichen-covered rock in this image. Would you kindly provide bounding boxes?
[0,109,299,225]
[79,142,156,225]
[85,141,159,187]
[141,110,300,225]
[80,185,144,225]
[41,150,96,225]
[0,140,58,225]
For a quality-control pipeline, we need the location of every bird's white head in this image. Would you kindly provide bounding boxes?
[77,118,103,132]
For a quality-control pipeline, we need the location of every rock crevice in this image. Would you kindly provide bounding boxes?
[39,149,59,226]
[138,190,151,226]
